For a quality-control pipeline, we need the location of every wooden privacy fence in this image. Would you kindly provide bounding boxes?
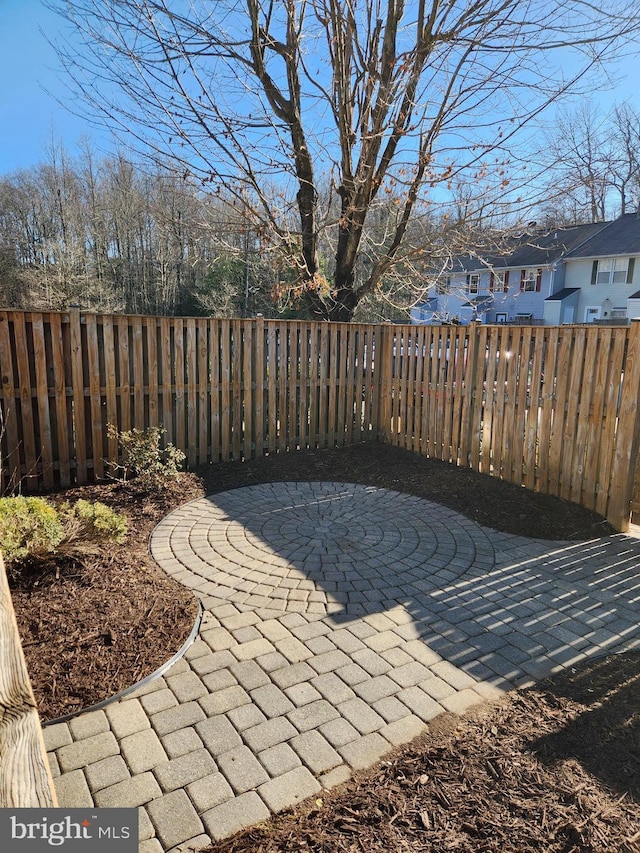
[0,309,379,489]
[2,309,640,531]
[381,321,640,531]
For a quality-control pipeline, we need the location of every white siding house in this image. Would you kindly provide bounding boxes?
[560,215,640,323]
[411,221,607,325]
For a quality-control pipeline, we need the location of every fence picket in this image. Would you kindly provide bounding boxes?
[132,317,145,431]
[254,318,265,456]
[596,329,627,518]
[523,327,545,491]
[85,314,104,480]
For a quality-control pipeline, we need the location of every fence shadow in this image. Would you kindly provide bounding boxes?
[527,651,640,801]
[156,482,640,694]
[148,479,640,803]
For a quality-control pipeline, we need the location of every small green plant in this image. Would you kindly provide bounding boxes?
[0,496,128,566]
[0,496,65,562]
[108,424,185,487]
[60,499,128,546]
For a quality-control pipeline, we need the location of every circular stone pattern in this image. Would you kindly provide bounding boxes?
[151,482,496,619]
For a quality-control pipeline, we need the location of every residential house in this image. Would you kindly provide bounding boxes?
[553,213,640,324]
[411,221,607,325]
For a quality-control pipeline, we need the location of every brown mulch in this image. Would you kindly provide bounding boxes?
[210,651,640,853]
[9,442,639,851]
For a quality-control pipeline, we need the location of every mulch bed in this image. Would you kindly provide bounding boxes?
[8,442,638,851]
[210,651,640,853]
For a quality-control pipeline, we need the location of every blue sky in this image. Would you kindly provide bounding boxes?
[0,0,115,174]
[1,0,639,177]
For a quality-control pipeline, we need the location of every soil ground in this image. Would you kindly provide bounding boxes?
[8,442,639,852]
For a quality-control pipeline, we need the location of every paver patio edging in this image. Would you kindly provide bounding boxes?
[42,602,204,727]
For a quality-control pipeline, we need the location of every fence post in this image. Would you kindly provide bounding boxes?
[375,323,394,442]
[607,319,640,532]
[0,552,58,807]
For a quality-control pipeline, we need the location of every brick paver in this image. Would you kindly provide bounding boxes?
[48,482,640,850]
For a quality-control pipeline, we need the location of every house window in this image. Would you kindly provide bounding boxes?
[490,270,510,293]
[466,273,479,293]
[592,257,632,285]
[520,268,542,292]
[436,275,450,295]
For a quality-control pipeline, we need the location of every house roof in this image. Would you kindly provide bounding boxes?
[564,213,640,259]
[450,221,608,273]
[544,287,580,302]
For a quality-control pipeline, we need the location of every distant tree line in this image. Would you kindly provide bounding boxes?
[0,145,283,317]
[0,144,461,321]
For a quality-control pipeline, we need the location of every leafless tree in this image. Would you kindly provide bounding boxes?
[536,100,640,224]
[610,103,640,215]
[543,102,611,223]
[47,0,640,320]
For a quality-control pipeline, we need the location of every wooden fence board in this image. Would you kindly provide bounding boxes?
[449,327,466,466]
[490,326,509,480]
[231,320,243,459]
[186,318,198,467]
[69,309,86,483]
[548,328,574,496]
[146,316,159,435]
[0,553,57,807]
[536,328,557,494]
[116,315,131,434]
[174,319,186,454]
[102,316,118,473]
[609,321,640,529]
[581,329,610,510]
[160,316,174,445]
[306,323,317,448]
[267,323,277,453]
[481,327,499,474]
[85,314,104,480]
[0,313,21,491]
[559,327,586,500]
[596,329,627,518]
[243,321,253,458]
[570,328,597,506]
[289,324,299,449]
[50,313,71,487]
[254,318,265,456]
[210,320,221,461]
[30,316,54,489]
[510,327,532,486]
[12,314,37,486]
[523,327,545,491]
[318,323,329,447]
[197,318,209,465]
[500,326,522,483]
[132,317,145,431]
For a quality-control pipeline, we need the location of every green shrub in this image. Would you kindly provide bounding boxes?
[60,499,128,545]
[0,496,65,562]
[108,424,185,487]
[0,496,128,566]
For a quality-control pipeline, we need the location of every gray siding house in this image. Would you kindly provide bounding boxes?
[411,221,608,325]
[558,213,640,324]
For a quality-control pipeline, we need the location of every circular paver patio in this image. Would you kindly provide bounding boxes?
[45,483,640,852]
[150,482,496,619]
